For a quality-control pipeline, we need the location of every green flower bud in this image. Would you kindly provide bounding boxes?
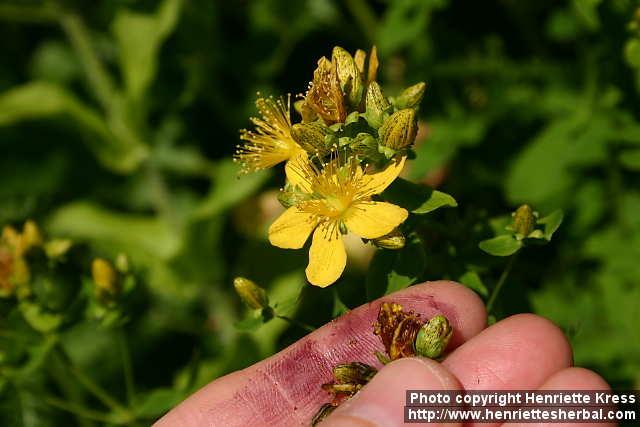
[291,122,332,154]
[415,314,453,359]
[332,46,363,108]
[378,109,418,150]
[512,204,536,239]
[392,82,427,110]
[372,229,405,250]
[333,362,377,385]
[233,277,268,310]
[365,81,391,128]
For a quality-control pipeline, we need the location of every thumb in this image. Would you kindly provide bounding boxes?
[322,357,462,427]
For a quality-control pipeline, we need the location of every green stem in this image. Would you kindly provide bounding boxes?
[117,328,136,406]
[0,3,60,23]
[275,315,315,333]
[44,396,115,424]
[345,0,378,43]
[53,344,127,414]
[58,12,116,110]
[486,253,518,314]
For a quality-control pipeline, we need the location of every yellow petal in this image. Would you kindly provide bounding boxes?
[305,223,346,287]
[361,156,406,196]
[268,207,316,249]
[285,151,313,193]
[343,201,408,239]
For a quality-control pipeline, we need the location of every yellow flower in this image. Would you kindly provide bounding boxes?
[235,94,303,173]
[269,153,408,287]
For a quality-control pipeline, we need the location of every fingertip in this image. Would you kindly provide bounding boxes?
[322,358,461,427]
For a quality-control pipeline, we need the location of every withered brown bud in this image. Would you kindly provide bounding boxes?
[305,57,346,125]
[373,302,422,361]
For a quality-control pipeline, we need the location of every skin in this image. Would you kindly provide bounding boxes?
[155,281,614,427]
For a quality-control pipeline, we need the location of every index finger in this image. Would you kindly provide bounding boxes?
[154,280,487,427]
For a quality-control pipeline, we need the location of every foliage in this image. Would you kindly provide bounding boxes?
[0,0,639,425]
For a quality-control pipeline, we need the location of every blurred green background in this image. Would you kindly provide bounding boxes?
[1,0,640,425]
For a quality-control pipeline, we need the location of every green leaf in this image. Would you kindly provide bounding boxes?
[18,302,63,333]
[112,0,183,102]
[458,271,488,298]
[381,178,457,214]
[332,289,349,318]
[0,82,147,172]
[479,235,523,257]
[194,159,271,219]
[234,315,265,332]
[377,0,447,55]
[135,387,183,418]
[624,39,640,69]
[537,209,564,241]
[409,115,488,179]
[506,114,609,205]
[366,234,426,299]
[47,202,182,261]
[619,148,640,171]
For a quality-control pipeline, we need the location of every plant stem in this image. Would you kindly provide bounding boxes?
[275,315,315,333]
[117,328,136,406]
[44,395,115,423]
[53,344,127,414]
[345,0,378,42]
[0,3,59,23]
[58,12,116,111]
[486,253,518,314]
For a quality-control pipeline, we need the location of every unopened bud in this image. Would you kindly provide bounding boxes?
[354,49,366,75]
[92,258,119,299]
[291,122,332,154]
[21,220,42,251]
[365,81,391,128]
[333,362,377,384]
[512,204,536,239]
[379,109,418,150]
[372,229,405,250]
[367,46,379,84]
[115,253,130,273]
[415,314,453,359]
[393,82,427,110]
[332,46,363,108]
[233,277,268,310]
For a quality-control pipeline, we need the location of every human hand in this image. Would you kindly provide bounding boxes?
[155,281,613,427]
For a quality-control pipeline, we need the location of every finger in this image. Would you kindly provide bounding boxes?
[154,280,486,427]
[509,367,615,427]
[442,314,573,427]
[322,357,462,427]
